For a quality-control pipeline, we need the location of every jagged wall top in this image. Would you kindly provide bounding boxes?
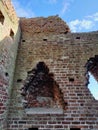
[20,16,70,34]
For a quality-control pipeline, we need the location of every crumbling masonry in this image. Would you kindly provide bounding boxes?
[0,0,98,130]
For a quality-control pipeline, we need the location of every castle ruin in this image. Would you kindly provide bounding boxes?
[0,0,98,130]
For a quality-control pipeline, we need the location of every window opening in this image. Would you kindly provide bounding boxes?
[88,72,98,100]
[10,29,14,39]
[85,55,98,100]
[0,10,4,25]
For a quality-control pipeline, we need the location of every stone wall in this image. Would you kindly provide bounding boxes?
[7,17,98,130]
[0,0,21,129]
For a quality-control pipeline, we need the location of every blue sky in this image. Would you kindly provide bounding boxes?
[88,73,98,100]
[11,0,98,99]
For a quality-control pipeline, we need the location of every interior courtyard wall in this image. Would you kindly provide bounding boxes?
[7,17,98,130]
[0,0,21,129]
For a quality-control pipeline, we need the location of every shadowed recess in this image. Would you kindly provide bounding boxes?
[21,61,66,109]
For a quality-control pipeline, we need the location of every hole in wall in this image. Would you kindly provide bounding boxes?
[0,10,4,25]
[43,38,47,41]
[85,55,98,100]
[70,128,80,130]
[80,103,84,106]
[28,128,38,130]
[10,29,14,39]
[76,36,80,39]
[22,39,25,42]
[65,102,68,105]
[69,77,74,82]
[17,79,22,83]
[5,72,9,77]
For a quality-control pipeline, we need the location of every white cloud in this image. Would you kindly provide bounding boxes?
[61,2,69,15]
[69,19,80,32]
[60,0,74,16]
[60,0,70,16]
[12,0,35,18]
[69,19,94,32]
[79,20,93,29]
[68,11,98,32]
[87,12,98,21]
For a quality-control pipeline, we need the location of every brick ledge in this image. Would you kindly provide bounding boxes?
[25,107,63,114]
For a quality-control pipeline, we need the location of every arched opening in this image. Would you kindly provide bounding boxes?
[0,10,4,25]
[10,29,14,39]
[21,61,66,109]
[85,55,98,100]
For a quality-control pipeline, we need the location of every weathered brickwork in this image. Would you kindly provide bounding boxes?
[0,1,98,130]
[20,16,70,35]
[0,0,21,129]
[7,16,98,130]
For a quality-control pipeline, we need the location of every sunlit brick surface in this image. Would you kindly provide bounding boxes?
[0,1,98,130]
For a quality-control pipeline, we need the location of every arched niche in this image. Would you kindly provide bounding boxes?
[21,62,66,111]
[0,10,4,25]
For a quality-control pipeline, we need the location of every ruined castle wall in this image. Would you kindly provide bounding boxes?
[0,0,21,129]
[7,17,98,130]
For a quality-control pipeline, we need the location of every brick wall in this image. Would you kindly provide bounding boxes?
[0,0,21,129]
[7,17,98,130]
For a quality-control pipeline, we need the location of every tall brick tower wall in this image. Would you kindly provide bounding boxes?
[0,0,21,129]
[7,16,98,130]
[0,1,98,130]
